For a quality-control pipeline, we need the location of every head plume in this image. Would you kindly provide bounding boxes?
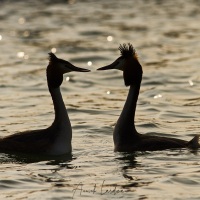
[118,43,136,58]
[119,44,142,86]
[48,52,58,63]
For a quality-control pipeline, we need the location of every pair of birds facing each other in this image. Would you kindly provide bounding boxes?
[0,44,199,155]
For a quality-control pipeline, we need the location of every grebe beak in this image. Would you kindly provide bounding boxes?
[62,60,90,73]
[97,57,124,71]
[67,64,90,72]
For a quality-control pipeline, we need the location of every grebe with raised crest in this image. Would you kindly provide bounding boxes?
[0,53,90,155]
[98,44,199,152]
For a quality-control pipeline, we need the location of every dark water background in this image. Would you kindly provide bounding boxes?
[0,0,200,199]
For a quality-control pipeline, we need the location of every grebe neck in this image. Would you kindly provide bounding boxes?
[47,73,72,154]
[113,78,142,146]
[49,87,70,127]
[124,82,141,126]
[46,65,71,128]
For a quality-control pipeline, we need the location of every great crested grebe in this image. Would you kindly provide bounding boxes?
[98,44,199,152]
[0,53,90,155]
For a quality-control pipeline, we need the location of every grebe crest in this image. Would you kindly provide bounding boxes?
[49,52,58,63]
[118,43,137,59]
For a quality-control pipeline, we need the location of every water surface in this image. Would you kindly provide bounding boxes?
[0,0,200,199]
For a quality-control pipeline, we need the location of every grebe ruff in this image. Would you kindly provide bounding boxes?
[98,44,199,152]
[0,53,90,155]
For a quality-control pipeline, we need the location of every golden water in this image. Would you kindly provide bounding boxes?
[0,0,200,199]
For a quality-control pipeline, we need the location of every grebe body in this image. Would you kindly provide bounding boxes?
[98,44,199,152]
[0,53,90,155]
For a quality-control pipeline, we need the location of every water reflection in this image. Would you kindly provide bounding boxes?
[0,152,73,165]
[116,153,138,168]
[51,47,57,53]
[87,61,92,66]
[23,31,30,37]
[115,152,152,190]
[107,36,113,41]
[18,17,26,25]
[17,51,25,58]
[188,80,194,86]
[1,0,200,199]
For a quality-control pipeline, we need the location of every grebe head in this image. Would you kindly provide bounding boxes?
[97,43,142,86]
[47,53,90,89]
[48,53,90,73]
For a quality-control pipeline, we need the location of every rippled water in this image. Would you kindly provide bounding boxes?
[0,0,200,199]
